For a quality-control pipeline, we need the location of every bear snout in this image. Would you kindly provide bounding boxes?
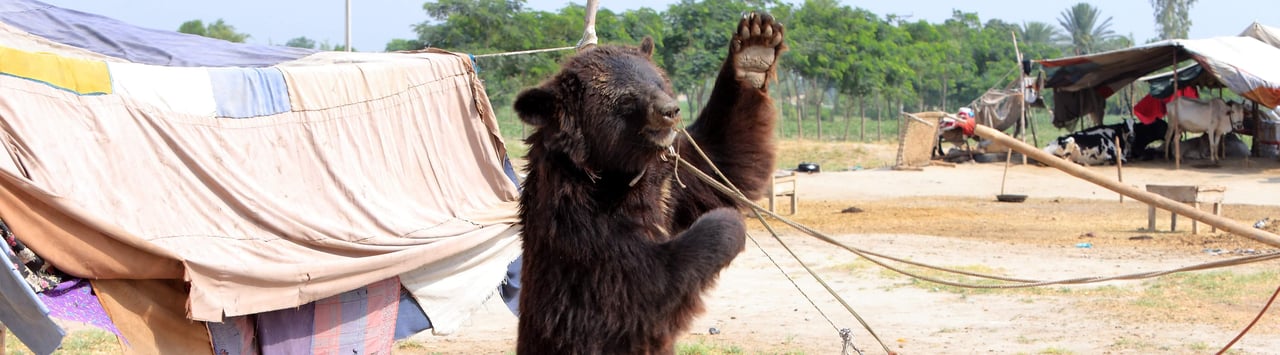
[651,99,681,128]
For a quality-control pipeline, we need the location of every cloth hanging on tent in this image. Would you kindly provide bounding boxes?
[92,279,213,355]
[0,0,315,67]
[255,277,399,354]
[207,316,259,355]
[1051,88,1107,128]
[39,279,123,340]
[1134,86,1200,124]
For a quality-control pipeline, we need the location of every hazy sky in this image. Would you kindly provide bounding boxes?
[39,0,1279,54]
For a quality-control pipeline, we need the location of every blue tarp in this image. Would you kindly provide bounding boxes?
[1,237,64,355]
[0,0,315,67]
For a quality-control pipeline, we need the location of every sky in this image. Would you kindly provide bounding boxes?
[39,0,1279,54]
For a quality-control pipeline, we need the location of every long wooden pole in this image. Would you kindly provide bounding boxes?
[1172,54,1182,170]
[1012,31,1028,165]
[972,124,1280,248]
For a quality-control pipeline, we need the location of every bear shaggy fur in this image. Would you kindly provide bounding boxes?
[513,12,786,354]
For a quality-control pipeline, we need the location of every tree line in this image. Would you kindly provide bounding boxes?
[178,0,1197,141]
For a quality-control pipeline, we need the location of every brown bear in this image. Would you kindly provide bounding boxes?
[513,11,786,354]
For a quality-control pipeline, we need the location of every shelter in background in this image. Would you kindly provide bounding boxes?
[0,0,522,354]
[1036,22,1280,164]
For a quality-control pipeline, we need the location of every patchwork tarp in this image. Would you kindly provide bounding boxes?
[0,0,522,349]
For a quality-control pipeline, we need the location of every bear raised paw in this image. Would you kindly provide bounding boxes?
[513,11,785,355]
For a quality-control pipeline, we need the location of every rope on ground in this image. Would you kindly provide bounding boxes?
[673,129,1280,354]
[676,130,879,355]
[472,46,575,58]
[1216,283,1280,354]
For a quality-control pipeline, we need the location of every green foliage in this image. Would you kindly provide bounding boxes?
[1150,0,1198,41]
[285,36,316,49]
[385,38,426,52]
[1056,3,1118,55]
[177,18,249,43]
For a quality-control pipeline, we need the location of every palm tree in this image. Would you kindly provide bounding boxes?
[1057,2,1119,55]
[1020,21,1064,45]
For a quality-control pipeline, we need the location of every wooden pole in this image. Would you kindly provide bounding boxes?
[1012,31,1028,165]
[576,0,599,51]
[972,124,1280,248]
[1172,54,1182,170]
[1115,135,1124,203]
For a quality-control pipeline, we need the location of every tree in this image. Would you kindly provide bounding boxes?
[1151,0,1197,40]
[1020,21,1063,45]
[385,39,425,52]
[1057,2,1118,55]
[177,18,249,43]
[178,20,206,37]
[285,36,316,49]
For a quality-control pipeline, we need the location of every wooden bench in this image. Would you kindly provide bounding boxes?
[1145,184,1226,234]
[768,171,798,215]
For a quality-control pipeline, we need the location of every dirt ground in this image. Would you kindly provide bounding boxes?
[401,151,1280,354]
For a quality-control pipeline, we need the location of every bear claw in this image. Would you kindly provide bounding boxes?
[732,11,785,89]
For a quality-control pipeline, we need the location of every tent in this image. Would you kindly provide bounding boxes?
[1037,28,1280,128]
[0,0,523,354]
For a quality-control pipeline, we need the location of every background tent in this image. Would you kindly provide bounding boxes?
[1037,33,1280,128]
[0,0,522,353]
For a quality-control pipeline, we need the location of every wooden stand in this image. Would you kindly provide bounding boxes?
[768,171,798,215]
[1145,184,1226,234]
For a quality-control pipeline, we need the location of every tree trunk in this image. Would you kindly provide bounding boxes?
[812,81,825,141]
[858,95,866,142]
[876,94,883,141]
[838,94,851,141]
[941,63,949,112]
[792,75,804,140]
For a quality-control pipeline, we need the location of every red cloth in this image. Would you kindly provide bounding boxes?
[1133,86,1199,124]
[960,116,976,136]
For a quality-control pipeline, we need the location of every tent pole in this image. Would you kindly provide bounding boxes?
[1172,53,1182,170]
[973,124,1280,248]
[1012,31,1028,164]
[344,0,352,52]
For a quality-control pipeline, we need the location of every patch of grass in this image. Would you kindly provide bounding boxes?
[676,340,745,355]
[1036,347,1076,355]
[1130,270,1279,314]
[1109,336,1156,351]
[5,329,118,355]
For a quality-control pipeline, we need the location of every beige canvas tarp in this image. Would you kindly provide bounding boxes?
[0,49,523,327]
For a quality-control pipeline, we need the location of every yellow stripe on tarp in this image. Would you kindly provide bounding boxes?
[0,46,111,95]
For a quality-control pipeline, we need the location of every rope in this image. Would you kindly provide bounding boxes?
[1216,283,1280,354]
[472,46,575,58]
[676,130,881,355]
[672,129,1280,354]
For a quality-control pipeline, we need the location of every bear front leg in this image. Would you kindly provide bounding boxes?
[671,12,785,231]
[660,208,747,294]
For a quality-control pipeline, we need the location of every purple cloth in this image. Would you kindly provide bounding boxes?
[208,316,260,355]
[38,279,124,340]
[256,303,315,355]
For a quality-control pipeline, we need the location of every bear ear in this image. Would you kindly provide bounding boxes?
[514,87,557,127]
[639,37,655,58]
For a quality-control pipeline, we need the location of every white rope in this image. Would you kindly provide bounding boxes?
[472,46,576,58]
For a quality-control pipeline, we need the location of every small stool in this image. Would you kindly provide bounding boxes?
[1145,184,1225,234]
[768,171,798,215]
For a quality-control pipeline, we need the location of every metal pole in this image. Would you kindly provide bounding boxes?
[973,124,1280,248]
[344,0,352,52]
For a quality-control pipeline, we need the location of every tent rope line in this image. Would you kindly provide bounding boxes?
[471,46,576,59]
[674,129,1280,354]
[1216,282,1280,354]
[675,129,872,355]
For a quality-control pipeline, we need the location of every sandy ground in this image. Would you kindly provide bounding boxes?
[400,155,1280,354]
